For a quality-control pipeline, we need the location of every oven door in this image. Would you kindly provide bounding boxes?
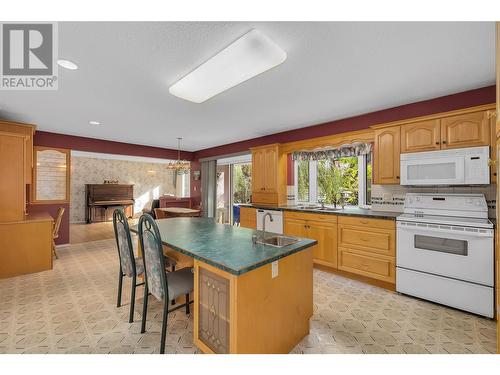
[400,155,465,185]
[396,221,494,286]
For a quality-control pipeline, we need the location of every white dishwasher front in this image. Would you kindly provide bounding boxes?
[256,209,283,234]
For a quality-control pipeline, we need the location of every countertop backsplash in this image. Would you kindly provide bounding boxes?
[371,184,497,218]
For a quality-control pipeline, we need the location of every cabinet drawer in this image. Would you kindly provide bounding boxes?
[338,215,395,230]
[284,210,337,223]
[338,247,395,283]
[338,225,395,257]
[252,192,278,205]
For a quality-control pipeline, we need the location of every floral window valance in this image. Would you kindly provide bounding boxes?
[291,142,373,161]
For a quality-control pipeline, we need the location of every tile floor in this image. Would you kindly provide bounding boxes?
[0,238,496,354]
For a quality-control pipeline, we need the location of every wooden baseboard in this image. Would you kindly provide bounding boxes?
[314,263,396,291]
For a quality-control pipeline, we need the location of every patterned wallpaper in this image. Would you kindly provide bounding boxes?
[70,156,176,223]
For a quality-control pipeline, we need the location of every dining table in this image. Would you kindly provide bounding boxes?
[158,207,201,217]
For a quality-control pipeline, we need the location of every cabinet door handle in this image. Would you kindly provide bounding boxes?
[435,141,440,145]
[442,140,447,144]
[396,176,400,179]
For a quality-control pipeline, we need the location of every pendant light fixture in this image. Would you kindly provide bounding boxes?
[167,137,190,174]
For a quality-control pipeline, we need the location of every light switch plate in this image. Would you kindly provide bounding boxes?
[271,261,278,278]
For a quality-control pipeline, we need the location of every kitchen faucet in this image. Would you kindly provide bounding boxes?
[260,212,274,241]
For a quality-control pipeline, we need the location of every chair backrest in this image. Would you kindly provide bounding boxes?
[138,214,168,301]
[53,207,65,238]
[154,208,168,219]
[112,208,137,277]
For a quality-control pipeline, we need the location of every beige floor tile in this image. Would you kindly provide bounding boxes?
[0,238,496,354]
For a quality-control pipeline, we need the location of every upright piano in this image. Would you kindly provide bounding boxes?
[85,184,134,223]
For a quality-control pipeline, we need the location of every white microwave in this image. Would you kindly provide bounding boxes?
[400,146,490,186]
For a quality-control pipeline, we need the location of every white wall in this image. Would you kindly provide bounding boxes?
[70,156,176,223]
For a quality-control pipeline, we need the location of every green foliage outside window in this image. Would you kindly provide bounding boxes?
[233,163,252,204]
[317,157,359,205]
[297,160,309,202]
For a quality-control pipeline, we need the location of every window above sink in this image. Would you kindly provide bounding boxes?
[293,153,372,209]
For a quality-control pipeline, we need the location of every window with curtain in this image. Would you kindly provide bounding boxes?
[293,143,372,207]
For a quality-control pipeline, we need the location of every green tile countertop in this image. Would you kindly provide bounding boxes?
[239,204,401,220]
[130,217,317,276]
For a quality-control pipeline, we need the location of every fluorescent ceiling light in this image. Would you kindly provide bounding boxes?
[169,29,287,103]
[57,59,78,70]
[89,120,100,125]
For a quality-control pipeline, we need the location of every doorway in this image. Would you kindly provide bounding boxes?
[216,155,252,225]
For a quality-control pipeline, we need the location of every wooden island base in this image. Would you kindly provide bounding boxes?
[194,248,313,354]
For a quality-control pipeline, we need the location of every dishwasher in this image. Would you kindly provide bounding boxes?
[256,209,283,235]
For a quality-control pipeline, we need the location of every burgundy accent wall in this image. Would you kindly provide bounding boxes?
[34,131,194,161]
[193,85,496,160]
[27,203,70,245]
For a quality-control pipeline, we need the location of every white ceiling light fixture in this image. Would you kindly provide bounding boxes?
[88,120,100,125]
[57,59,79,70]
[169,29,287,103]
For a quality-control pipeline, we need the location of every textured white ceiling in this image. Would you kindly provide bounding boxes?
[0,22,495,151]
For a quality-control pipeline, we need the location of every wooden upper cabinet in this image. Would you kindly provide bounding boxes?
[0,121,34,184]
[400,119,441,153]
[0,132,26,222]
[373,126,400,184]
[263,147,278,193]
[251,149,264,192]
[251,144,286,205]
[440,111,490,149]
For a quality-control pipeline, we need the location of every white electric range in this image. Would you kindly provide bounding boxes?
[396,193,494,318]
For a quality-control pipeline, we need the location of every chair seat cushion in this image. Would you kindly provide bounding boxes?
[166,267,194,300]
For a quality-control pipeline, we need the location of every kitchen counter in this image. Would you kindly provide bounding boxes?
[240,203,401,220]
[131,217,317,276]
[131,217,316,353]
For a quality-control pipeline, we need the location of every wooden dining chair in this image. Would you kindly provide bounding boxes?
[154,208,168,219]
[138,213,194,354]
[52,207,65,259]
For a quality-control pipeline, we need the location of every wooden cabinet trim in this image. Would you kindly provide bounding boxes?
[370,104,495,130]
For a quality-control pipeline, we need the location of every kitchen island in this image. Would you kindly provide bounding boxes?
[131,217,317,354]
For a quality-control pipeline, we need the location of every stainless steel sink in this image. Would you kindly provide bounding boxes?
[256,235,299,248]
[313,207,341,212]
[295,205,320,210]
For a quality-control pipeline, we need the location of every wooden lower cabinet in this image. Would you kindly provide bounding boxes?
[193,249,313,353]
[239,207,257,229]
[197,267,230,353]
[338,247,395,284]
[0,213,53,278]
[307,220,337,268]
[337,216,396,285]
[285,211,396,288]
[284,212,337,268]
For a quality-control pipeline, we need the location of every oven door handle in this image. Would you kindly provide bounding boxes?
[397,223,493,238]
